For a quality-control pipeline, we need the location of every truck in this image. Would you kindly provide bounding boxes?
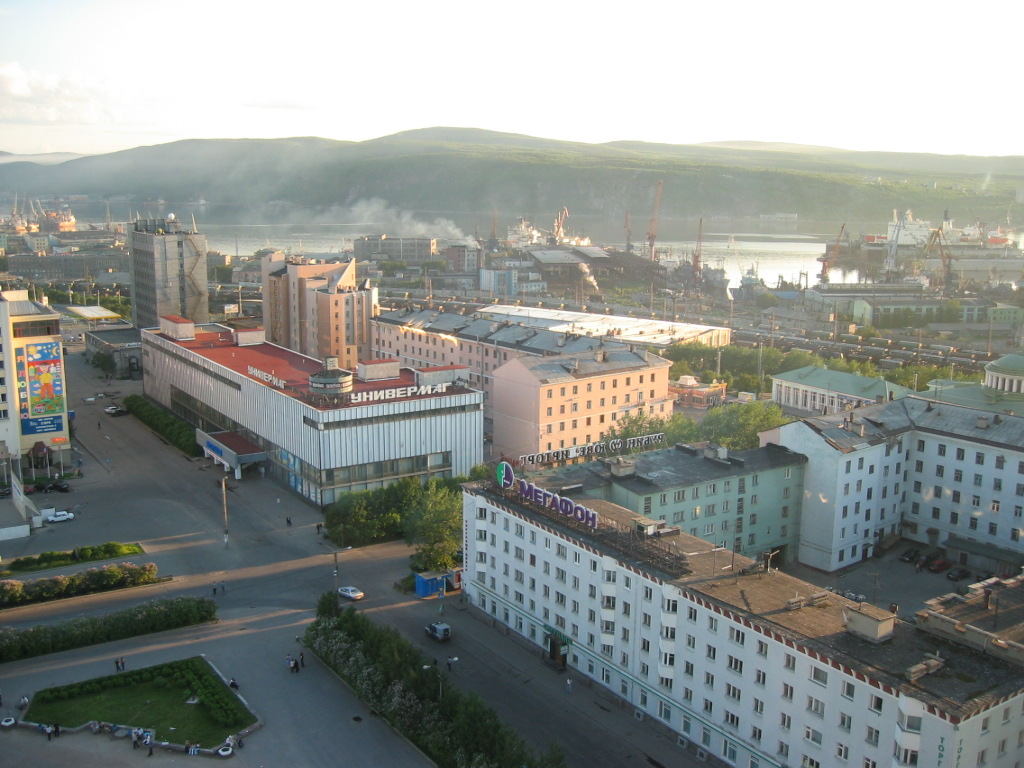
[424,621,451,642]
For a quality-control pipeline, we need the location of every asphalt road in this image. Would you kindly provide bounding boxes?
[1,339,714,768]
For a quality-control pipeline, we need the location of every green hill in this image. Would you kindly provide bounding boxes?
[1,129,1022,237]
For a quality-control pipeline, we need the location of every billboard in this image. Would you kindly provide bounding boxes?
[16,341,66,435]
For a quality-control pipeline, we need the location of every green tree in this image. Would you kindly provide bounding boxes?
[699,401,793,449]
[92,350,117,378]
[404,480,462,572]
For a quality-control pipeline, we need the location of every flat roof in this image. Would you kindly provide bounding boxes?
[467,481,1024,718]
[148,325,473,411]
[67,306,121,320]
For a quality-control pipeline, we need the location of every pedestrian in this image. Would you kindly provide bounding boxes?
[54,723,61,738]
[221,580,227,593]
[184,740,191,755]
[145,734,153,757]
[299,651,305,667]
[120,656,126,672]
[566,677,573,694]
[45,724,53,741]
[115,657,121,672]
[446,657,453,671]
[19,695,29,711]
[213,584,218,596]
[97,421,101,429]
[286,516,292,526]
[286,653,292,669]
[229,677,239,691]
[316,522,322,534]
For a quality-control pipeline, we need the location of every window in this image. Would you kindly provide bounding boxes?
[836,743,849,761]
[803,725,822,745]
[784,653,796,670]
[704,672,715,688]
[729,627,746,645]
[727,655,743,673]
[756,640,768,657]
[780,712,791,730]
[726,683,741,701]
[725,711,740,728]
[782,683,794,700]
[865,726,879,746]
[706,645,717,660]
[810,667,828,686]
[807,696,825,717]
[753,697,764,714]
[755,669,766,685]
[868,695,882,713]
[839,712,852,731]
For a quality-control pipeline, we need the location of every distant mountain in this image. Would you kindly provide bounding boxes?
[1,129,1021,236]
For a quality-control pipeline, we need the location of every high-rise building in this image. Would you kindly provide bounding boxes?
[261,254,378,369]
[129,216,209,329]
[0,290,71,505]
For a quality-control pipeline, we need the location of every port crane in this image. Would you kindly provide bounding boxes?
[818,222,845,283]
[646,180,663,261]
[921,226,954,295]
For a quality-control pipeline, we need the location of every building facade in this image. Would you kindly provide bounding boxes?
[463,472,1024,768]
[490,348,674,462]
[765,396,1024,574]
[771,365,913,416]
[129,217,209,329]
[261,254,378,369]
[0,290,71,502]
[524,442,806,565]
[142,317,483,505]
[353,235,437,262]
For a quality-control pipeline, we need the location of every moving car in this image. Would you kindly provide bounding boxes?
[53,481,71,493]
[898,548,921,563]
[44,509,75,523]
[337,586,364,601]
[947,567,972,581]
[928,558,953,573]
[425,621,452,642]
[106,406,129,417]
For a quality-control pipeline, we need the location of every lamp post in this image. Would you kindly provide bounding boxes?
[221,475,229,548]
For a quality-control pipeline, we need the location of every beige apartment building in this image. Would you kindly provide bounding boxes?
[262,254,378,369]
[490,348,673,463]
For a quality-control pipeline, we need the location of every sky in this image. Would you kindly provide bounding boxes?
[0,0,1021,158]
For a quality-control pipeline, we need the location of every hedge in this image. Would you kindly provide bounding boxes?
[0,561,160,607]
[2,542,145,574]
[0,596,216,663]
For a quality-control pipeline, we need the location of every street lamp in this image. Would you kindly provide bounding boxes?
[221,475,229,547]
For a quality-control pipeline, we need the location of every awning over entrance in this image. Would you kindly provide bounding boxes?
[196,429,267,479]
[29,441,51,458]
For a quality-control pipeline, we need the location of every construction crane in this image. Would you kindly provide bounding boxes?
[646,180,664,261]
[818,222,846,283]
[922,226,954,295]
[547,207,569,245]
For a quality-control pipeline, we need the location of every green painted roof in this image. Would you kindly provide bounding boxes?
[772,366,913,399]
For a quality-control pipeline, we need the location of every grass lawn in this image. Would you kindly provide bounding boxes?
[25,658,256,748]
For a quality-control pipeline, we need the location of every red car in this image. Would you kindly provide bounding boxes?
[928,558,953,573]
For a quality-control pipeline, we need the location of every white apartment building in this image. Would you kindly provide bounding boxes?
[464,470,1024,768]
[765,397,1024,575]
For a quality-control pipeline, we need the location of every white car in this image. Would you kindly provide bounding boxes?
[337,586,364,601]
[44,509,75,523]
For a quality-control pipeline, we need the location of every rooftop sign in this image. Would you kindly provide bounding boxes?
[497,461,598,528]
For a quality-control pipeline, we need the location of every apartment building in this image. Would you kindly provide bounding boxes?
[490,348,673,462]
[261,254,378,369]
[524,442,806,564]
[464,472,1024,768]
[765,396,1024,574]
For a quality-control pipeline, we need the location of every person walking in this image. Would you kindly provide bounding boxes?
[286,653,292,671]
[212,584,218,596]
[54,723,61,738]
[120,656,126,672]
[114,658,121,672]
[565,677,573,694]
[299,652,305,668]
[286,516,292,526]
[221,580,227,594]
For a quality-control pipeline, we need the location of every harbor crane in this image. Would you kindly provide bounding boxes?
[818,222,845,283]
[646,180,664,261]
[921,226,954,295]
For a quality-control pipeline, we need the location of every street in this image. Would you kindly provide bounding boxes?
[1,334,709,768]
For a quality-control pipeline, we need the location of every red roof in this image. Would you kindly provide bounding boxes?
[164,329,468,410]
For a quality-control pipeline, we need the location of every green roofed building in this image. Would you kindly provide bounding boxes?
[771,365,915,416]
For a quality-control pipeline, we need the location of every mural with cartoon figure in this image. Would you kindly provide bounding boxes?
[16,341,66,435]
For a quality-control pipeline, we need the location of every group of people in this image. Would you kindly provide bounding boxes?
[38,722,61,740]
[113,656,127,672]
[286,652,305,673]
[131,727,154,755]
[184,740,201,755]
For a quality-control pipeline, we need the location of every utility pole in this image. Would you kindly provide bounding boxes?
[221,476,229,547]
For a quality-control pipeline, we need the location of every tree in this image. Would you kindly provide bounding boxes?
[91,351,116,379]
[404,479,462,573]
[699,401,793,449]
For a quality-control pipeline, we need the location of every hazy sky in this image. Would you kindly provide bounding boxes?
[1,0,1020,157]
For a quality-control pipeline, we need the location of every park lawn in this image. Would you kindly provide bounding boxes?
[26,675,255,748]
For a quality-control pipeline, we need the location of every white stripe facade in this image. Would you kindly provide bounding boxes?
[143,331,483,505]
[463,484,1024,768]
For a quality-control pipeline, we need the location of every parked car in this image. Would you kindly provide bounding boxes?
[922,551,943,566]
[928,558,953,573]
[337,586,364,601]
[0,486,10,498]
[52,481,71,493]
[898,548,921,563]
[34,481,55,493]
[109,407,129,417]
[22,484,35,495]
[975,571,995,582]
[43,509,75,523]
[103,405,122,414]
[947,567,972,581]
